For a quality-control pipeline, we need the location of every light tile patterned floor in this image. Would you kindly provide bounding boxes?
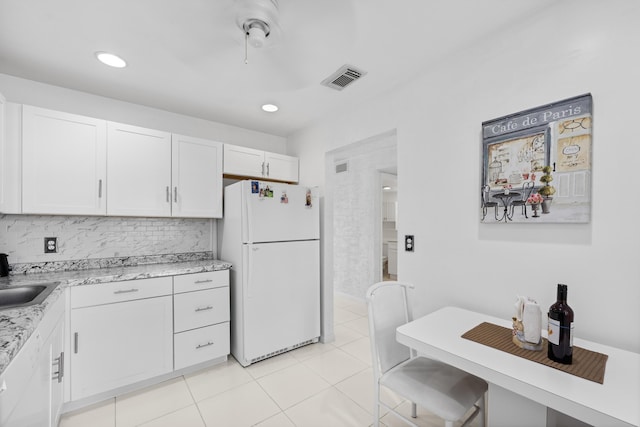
[59,293,478,427]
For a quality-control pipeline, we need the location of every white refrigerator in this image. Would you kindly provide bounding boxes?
[218,180,320,367]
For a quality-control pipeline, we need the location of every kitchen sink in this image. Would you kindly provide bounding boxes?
[0,282,60,310]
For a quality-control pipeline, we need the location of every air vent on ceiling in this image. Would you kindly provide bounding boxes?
[321,65,367,91]
[335,161,349,174]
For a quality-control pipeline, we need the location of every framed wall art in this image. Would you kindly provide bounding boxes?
[481,94,592,223]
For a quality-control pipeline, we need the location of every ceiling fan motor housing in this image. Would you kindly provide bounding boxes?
[237,0,279,48]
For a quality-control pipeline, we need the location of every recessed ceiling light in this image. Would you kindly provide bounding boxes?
[95,52,127,68]
[262,104,278,113]
[383,186,392,190]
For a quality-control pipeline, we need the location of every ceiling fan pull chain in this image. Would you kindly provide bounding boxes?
[244,32,249,64]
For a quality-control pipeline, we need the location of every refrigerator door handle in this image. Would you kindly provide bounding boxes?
[243,245,252,298]
[245,189,253,243]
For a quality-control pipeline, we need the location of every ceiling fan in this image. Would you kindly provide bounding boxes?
[235,0,280,52]
[217,0,356,90]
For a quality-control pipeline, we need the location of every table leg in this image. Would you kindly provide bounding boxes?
[487,383,547,427]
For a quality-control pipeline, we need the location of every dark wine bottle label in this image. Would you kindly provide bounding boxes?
[548,319,574,346]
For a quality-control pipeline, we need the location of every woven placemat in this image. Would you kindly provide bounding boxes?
[461,322,608,384]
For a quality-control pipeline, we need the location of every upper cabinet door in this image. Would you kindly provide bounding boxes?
[223,144,299,183]
[22,106,107,215]
[107,122,171,217]
[171,134,223,218]
[223,144,265,178]
[264,152,299,183]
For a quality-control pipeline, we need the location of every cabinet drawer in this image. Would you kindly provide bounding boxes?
[174,323,229,371]
[70,277,173,308]
[173,270,228,294]
[174,287,229,333]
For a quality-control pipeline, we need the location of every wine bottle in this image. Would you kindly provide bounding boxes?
[547,284,574,364]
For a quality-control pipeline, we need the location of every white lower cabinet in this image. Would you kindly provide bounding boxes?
[174,323,229,371]
[50,310,65,427]
[69,278,173,400]
[173,270,230,371]
[0,294,65,427]
[66,271,230,403]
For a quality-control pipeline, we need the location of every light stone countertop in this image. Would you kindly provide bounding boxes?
[0,259,232,376]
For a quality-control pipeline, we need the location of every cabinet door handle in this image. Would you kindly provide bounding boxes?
[266,162,270,176]
[194,279,213,284]
[195,306,213,312]
[98,179,103,198]
[74,332,79,354]
[174,187,178,203]
[261,162,265,176]
[166,186,170,203]
[52,351,64,383]
[114,288,139,294]
[196,341,214,349]
[59,351,64,382]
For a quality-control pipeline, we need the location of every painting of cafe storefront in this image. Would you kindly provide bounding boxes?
[481,94,592,223]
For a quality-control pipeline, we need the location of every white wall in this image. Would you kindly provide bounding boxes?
[289,1,640,353]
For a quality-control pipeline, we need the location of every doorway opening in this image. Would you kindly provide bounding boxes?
[380,171,397,281]
[323,130,397,300]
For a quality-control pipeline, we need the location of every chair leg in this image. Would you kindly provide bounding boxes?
[477,393,486,427]
[411,402,417,418]
[522,204,528,219]
[373,384,380,427]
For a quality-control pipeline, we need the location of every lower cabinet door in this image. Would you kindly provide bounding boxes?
[70,296,173,400]
[2,336,50,427]
[174,323,229,371]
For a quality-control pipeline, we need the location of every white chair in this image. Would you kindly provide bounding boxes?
[366,281,487,427]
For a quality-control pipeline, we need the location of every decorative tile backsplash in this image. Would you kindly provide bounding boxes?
[0,214,215,266]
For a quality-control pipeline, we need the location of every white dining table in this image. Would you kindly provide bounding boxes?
[396,306,639,427]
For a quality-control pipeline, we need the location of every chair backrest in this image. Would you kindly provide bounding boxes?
[366,281,414,376]
[521,181,535,200]
[481,185,490,204]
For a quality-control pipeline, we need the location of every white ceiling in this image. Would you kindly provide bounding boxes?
[0,0,555,137]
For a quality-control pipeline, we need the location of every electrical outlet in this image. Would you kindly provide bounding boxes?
[404,235,414,252]
[44,237,58,253]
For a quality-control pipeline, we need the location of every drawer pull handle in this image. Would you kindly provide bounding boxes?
[195,306,213,312]
[196,341,214,349]
[194,279,213,284]
[114,288,139,294]
[74,332,79,353]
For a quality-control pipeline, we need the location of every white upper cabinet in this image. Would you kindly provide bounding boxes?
[224,144,298,183]
[223,145,264,177]
[107,122,172,217]
[171,134,223,218]
[264,151,299,183]
[22,106,107,215]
